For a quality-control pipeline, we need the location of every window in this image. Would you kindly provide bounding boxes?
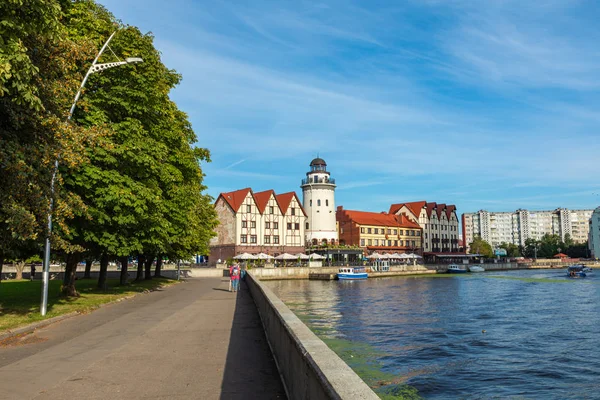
[295,223,300,230]
[368,239,372,245]
[360,239,365,246]
[425,233,428,239]
[273,236,279,244]
[394,240,398,246]
[416,231,421,237]
[399,230,403,235]
[287,223,292,230]
[374,239,379,246]
[387,229,392,235]
[399,240,404,246]
[242,221,247,228]
[367,228,372,234]
[326,199,329,206]
[291,207,295,216]
[374,228,379,234]
[317,199,321,206]
[264,236,270,244]
[273,222,279,229]
[361,227,365,233]
[306,222,309,229]
[250,221,256,228]
[250,235,257,243]
[310,200,312,206]
[240,235,247,243]
[388,240,392,246]
[265,222,270,229]
[393,229,397,235]
[340,228,344,234]
[269,206,274,214]
[246,205,251,213]
[411,240,416,247]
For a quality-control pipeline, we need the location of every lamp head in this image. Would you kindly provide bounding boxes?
[125,57,143,64]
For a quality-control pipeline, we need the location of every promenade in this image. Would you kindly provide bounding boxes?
[0,278,286,400]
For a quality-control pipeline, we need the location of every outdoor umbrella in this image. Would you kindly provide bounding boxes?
[307,253,325,260]
[274,253,297,260]
[256,253,274,260]
[234,253,256,260]
[367,252,381,259]
[295,253,310,260]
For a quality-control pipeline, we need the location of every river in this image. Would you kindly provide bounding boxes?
[264,269,600,399]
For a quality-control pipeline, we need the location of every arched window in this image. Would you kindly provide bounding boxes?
[312,239,318,245]
[326,199,329,206]
[317,199,321,206]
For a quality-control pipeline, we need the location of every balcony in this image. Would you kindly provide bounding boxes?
[301,177,336,185]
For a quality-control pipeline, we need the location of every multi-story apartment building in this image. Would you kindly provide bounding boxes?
[209,188,307,264]
[389,201,460,254]
[462,208,594,249]
[336,206,423,254]
[589,207,600,259]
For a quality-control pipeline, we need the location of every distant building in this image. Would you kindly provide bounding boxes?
[301,157,338,246]
[389,201,460,254]
[209,188,307,264]
[589,207,600,259]
[336,206,423,254]
[462,208,594,250]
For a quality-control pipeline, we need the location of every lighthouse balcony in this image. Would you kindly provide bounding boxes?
[301,177,336,185]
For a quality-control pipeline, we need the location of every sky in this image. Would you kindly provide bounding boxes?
[98,0,600,214]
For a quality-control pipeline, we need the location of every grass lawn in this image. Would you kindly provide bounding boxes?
[0,278,179,332]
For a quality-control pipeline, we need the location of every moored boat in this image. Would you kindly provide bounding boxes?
[337,267,368,280]
[447,264,468,273]
[567,264,587,278]
[469,265,485,272]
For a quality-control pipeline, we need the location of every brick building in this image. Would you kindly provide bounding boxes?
[336,206,423,255]
[209,188,307,264]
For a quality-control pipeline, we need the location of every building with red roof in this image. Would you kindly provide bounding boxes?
[210,188,307,264]
[388,201,461,254]
[336,206,423,255]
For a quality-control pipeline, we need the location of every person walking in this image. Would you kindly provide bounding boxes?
[30,262,36,281]
[231,263,241,292]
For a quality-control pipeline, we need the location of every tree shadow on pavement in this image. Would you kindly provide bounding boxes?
[220,279,287,399]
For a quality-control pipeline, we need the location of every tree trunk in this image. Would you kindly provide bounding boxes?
[84,258,93,279]
[97,253,109,290]
[62,254,80,297]
[144,255,154,280]
[119,256,129,285]
[135,255,144,281]
[15,261,25,280]
[154,256,163,278]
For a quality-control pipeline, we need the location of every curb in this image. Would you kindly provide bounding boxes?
[0,312,80,342]
[0,280,181,342]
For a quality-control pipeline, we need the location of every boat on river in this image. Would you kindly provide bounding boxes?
[469,265,485,272]
[337,267,368,280]
[567,264,587,278]
[447,264,468,273]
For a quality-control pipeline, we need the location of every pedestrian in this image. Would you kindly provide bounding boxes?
[30,262,36,281]
[228,264,233,292]
[231,263,240,292]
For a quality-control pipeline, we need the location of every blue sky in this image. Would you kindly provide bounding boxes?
[99,0,600,214]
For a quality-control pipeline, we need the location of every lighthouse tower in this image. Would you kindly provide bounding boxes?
[301,157,338,245]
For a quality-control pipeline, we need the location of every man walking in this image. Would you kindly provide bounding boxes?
[230,263,240,292]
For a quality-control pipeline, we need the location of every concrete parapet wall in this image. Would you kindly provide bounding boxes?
[246,272,379,400]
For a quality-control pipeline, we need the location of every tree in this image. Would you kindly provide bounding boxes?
[499,242,521,258]
[537,234,561,258]
[469,236,493,258]
[522,238,539,258]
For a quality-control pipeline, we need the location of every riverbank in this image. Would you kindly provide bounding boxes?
[0,278,178,334]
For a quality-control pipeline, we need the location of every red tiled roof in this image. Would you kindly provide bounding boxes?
[340,209,421,229]
[445,205,456,220]
[276,192,307,217]
[436,203,446,219]
[389,201,427,217]
[426,202,437,218]
[253,190,277,214]
[218,188,252,213]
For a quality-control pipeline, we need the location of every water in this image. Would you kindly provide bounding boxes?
[264,269,600,399]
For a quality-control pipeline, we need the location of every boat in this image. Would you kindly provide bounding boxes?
[469,265,485,272]
[337,267,368,280]
[447,264,468,273]
[567,264,587,278]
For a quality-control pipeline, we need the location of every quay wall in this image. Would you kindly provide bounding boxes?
[246,271,379,400]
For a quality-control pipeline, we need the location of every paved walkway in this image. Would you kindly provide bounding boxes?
[0,278,286,400]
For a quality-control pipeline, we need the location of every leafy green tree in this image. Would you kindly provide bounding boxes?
[469,236,493,258]
[499,242,521,257]
[537,234,562,258]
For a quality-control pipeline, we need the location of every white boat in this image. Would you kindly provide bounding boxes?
[447,264,468,273]
[337,267,368,280]
[469,265,485,272]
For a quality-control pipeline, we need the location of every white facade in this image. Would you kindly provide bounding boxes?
[301,158,338,245]
[463,208,594,249]
[589,207,600,259]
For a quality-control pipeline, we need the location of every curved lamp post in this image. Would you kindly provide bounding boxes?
[40,32,143,316]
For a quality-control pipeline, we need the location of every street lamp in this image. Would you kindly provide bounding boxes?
[40,31,142,316]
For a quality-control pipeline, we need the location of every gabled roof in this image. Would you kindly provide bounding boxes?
[339,210,421,229]
[402,201,427,217]
[437,203,446,219]
[218,188,253,213]
[253,190,279,214]
[426,202,437,218]
[445,205,457,220]
[276,192,307,217]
